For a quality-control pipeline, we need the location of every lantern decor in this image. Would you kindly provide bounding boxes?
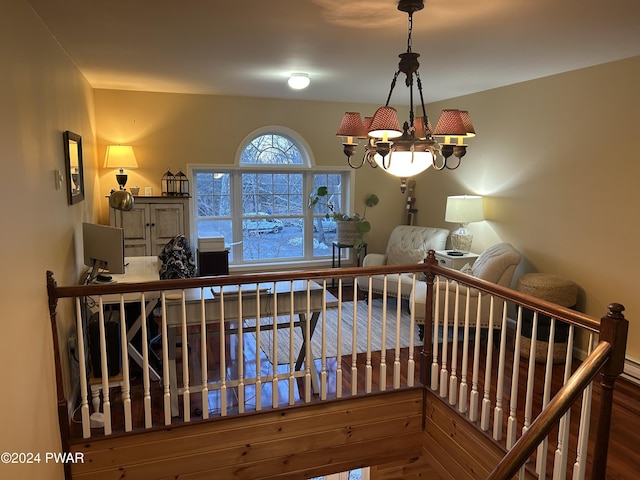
[161,168,175,196]
[174,169,190,196]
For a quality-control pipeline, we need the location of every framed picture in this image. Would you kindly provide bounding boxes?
[63,130,84,205]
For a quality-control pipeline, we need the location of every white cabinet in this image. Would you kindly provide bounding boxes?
[110,196,191,256]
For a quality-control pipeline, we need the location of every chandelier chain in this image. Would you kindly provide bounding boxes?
[407,11,414,53]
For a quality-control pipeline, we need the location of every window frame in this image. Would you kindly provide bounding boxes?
[188,127,354,271]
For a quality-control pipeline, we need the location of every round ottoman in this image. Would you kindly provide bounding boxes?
[517,273,578,363]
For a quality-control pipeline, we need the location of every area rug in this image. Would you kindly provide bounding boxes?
[252,298,423,365]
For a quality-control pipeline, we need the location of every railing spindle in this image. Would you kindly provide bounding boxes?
[440,279,450,398]
[449,282,460,405]
[255,287,262,411]
[572,333,594,480]
[469,292,482,422]
[431,277,441,391]
[336,279,343,398]
[378,276,387,392]
[506,306,523,449]
[480,296,495,431]
[74,297,91,438]
[458,289,471,413]
[493,302,509,441]
[119,296,132,431]
[407,275,416,388]
[271,283,279,408]
[218,289,227,416]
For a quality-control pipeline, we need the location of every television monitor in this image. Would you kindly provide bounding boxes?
[82,222,126,278]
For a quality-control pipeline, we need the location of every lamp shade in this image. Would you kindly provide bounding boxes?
[413,116,433,139]
[104,145,138,169]
[445,195,484,223]
[336,112,366,139]
[459,110,476,137]
[368,106,403,139]
[433,110,467,137]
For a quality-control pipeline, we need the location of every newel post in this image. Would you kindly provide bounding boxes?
[591,303,628,480]
[47,271,71,480]
[420,250,437,387]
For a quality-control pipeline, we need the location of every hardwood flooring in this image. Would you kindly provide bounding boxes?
[69,294,640,480]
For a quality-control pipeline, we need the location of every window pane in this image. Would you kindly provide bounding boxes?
[313,221,337,256]
[241,172,303,216]
[241,134,303,165]
[242,216,303,260]
[196,172,230,217]
[313,173,344,215]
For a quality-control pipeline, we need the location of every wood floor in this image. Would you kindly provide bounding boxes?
[69,296,640,479]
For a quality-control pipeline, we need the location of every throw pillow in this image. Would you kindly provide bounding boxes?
[387,245,427,265]
[460,262,473,274]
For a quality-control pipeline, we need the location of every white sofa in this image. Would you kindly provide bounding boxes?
[410,242,521,337]
[357,225,450,300]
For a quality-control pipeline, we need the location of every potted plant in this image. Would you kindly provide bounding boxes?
[309,186,379,251]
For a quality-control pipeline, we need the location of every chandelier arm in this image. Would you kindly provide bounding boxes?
[409,74,415,129]
[385,70,401,107]
[382,149,394,169]
[347,154,367,169]
[364,149,378,168]
[432,153,447,171]
[415,72,430,128]
[445,156,462,170]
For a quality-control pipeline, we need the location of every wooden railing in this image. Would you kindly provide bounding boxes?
[418,254,628,479]
[46,251,628,479]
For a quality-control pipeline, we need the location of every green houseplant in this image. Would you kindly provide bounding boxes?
[309,186,379,251]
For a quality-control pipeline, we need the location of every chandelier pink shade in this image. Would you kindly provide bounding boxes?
[459,110,476,136]
[433,109,468,136]
[413,116,433,139]
[336,112,366,138]
[368,106,403,139]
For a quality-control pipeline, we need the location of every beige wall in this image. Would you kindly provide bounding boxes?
[93,90,407,254]
[412,56,640,358]
[1,1,100,478]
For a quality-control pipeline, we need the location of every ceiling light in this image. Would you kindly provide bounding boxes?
[335,0,476,192]
[288,73,310,90]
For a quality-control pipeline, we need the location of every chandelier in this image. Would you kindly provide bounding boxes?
[336,0,476,192]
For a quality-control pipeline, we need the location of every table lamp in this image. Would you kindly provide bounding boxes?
[104,145,138,190]
[445,195,484,252]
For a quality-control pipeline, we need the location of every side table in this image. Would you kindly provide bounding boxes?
[332,242,367,287]
[434,250,479,270]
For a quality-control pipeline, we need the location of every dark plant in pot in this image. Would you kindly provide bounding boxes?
[309,186,379,251]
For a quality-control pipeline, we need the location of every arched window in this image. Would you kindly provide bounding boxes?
[239,132,306,166]
[191,127,350,269]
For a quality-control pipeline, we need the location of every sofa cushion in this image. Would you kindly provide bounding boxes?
[386,245,427,266]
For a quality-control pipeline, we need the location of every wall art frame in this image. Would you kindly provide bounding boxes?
[63,130,84,205]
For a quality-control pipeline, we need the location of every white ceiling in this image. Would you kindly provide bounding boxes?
[26,0,640,105]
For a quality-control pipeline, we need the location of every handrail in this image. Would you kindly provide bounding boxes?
[487,301,628,479]
[486,341,611,480]
[52,256,601,334]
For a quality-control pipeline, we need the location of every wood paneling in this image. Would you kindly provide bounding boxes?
[69,389,424,480]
